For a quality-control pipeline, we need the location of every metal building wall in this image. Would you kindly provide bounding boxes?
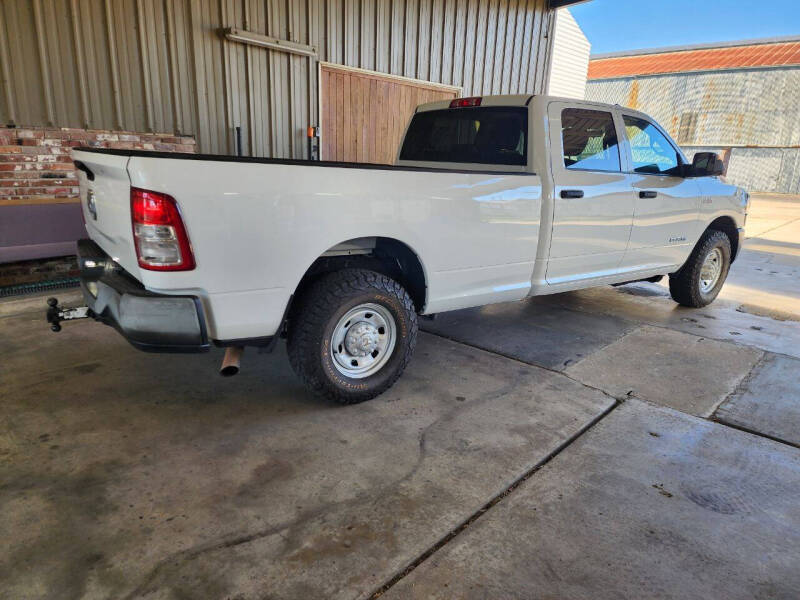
[546,8,589,99]
[586,67,800,193]
[0,0,554,157]
[677,145,800,195]
[586,67,800,147]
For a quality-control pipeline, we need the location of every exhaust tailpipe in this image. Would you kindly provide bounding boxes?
[220,346,244,377]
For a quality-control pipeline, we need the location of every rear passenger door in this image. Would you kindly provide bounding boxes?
[546,103,635,285]
[618,113,703,270]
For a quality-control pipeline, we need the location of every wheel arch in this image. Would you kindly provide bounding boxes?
[705,215,740,261]
[290,236,428,316]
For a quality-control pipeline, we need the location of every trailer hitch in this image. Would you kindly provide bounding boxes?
[46,297,93,332]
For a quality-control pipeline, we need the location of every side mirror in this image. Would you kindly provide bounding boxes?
[690,152,725,177]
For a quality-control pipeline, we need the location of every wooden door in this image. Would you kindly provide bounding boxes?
[320,63,459,164]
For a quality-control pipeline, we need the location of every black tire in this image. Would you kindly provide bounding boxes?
[287,268,418,404]
[669,229,732,308]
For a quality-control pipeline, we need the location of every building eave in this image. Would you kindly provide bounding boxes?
[549,0,593,8]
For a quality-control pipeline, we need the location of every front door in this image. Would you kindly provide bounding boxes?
[546,103,635,285]
[618,113,703,270]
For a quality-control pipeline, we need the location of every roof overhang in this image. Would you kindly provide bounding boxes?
[549,0,592,8]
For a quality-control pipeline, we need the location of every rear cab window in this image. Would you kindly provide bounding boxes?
[399,107,528,167]
[560,108,621,172]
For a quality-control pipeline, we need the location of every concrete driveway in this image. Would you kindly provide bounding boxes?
[1,195,799,599]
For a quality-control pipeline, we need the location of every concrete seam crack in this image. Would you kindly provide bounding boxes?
[422,330,629,404]
[365,398,621,599]
[706,351,769,420]
[745,215,800,239]
[706,418,800,450]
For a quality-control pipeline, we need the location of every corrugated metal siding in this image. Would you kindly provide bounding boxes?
[0,0,554,157]
[586,66,800,193]
[682,146,800,195]
[586,67,800,147]
[546,8,589,99]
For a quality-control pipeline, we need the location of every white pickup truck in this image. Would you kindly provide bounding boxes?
[52,94,748,402]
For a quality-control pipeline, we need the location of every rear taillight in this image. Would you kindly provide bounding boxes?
[449,97,482,108]
[131,187,195,271]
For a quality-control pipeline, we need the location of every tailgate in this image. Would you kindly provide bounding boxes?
[72,149,139,276]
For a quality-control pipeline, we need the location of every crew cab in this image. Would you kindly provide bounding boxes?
[54,95,749,402]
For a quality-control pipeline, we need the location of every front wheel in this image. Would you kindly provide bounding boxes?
[669,229,732,308]
[287,268,418,404]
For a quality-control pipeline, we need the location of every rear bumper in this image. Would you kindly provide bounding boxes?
[77,239,209,353]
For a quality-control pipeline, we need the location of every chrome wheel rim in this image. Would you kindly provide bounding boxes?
[699,247,723,293]
[330,303,397,379]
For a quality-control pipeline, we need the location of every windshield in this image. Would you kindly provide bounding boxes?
[399,107,528,166]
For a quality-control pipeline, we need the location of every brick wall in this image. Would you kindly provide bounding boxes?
[0,127,196,285]
[0,128,195,204]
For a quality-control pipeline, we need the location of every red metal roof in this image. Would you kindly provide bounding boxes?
[588,41,800,79]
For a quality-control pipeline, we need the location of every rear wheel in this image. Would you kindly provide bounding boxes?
[287,268,418,404]
[669,230,732,307]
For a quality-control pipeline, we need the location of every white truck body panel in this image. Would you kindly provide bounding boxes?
[73,94,747,343]
[80,156,543,340]
[80,152,138,275]
[546,100,637,283]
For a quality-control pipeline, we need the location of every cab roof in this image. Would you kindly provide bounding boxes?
[414,94,624,113]
[415,94,534,112]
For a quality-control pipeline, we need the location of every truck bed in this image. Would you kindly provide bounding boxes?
[72,147,542,341]
[73,146,529,176]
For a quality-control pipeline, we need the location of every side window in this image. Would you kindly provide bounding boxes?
[561,108,621,172]
[623,115,681,175]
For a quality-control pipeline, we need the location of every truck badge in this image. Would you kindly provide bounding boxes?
[87,190,98,220]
